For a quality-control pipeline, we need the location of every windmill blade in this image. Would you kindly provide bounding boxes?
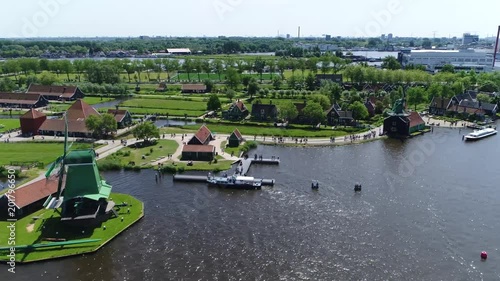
[45,156,63,178]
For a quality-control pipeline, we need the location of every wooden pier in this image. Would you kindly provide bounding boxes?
[237,158,280,176]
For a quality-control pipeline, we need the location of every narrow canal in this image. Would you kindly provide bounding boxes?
[4,127,500,280]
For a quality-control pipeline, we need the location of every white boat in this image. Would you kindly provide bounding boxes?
[464,128,497,141]
[207,175,262,190]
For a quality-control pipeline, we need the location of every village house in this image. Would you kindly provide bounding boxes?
[181,145,215,161]
[428,97,452,116]
[26,84,85,101]
[227,128,244,147]
[107,109,133,128]
[188,125,214,145]
[181,84,207,94]
[325,104,354,126]
[20,108,47,136]
[38,99,100,137]
[0,177,60,219]
[364,99,376,117]
[0,92,48,108]
[251,103,278,121]
[222,100,249,121]
[383,111,425,137]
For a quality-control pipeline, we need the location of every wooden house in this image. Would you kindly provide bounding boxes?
[428,97,451,116]
[107,109,133,128]
[0,92,48,108]
[188,125,214,145]
[222,100,249,120]
[182,145,215,161]
[228,129,244,147]
[181,84,207,93]
[325,104,354,126]
[20,109,47,136]
[251,103,278,121]
[26,84,84,101]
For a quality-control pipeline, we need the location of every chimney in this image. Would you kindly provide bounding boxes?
[49,87,52,93]
[63,87,67,93]
[269,99,273,105]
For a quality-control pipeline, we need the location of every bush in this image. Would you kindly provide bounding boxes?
[98,161,122,171]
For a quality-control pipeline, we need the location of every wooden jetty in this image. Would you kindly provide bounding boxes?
[237,158,280,176]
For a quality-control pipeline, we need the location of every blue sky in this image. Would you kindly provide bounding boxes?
[1,0,499,38]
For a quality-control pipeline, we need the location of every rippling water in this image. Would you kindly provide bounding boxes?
[3,127,500,280]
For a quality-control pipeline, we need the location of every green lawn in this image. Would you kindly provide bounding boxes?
[0,142,92,166]
[82,97,115,105]
[98,139,178,168]
[0,118,20,133]
[121,98,208,111]
[173,72,275,82]
[99,106,206,117]
[0,193,143,263]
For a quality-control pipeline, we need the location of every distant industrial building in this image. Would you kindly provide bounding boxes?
[400,49,494,72]
[462,33,479,45]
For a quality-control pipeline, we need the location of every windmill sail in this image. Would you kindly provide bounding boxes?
[46,113,68,209]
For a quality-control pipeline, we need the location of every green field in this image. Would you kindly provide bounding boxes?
[0,193,143,263]
[173,72,275,82]
[98,139,178,168]
[0,118,20,133]
[0,142,92,166]
[121,98,207,111]
[82,97,114,105]
[171,123,364,138]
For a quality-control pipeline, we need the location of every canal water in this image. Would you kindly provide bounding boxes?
[3,127,500,280]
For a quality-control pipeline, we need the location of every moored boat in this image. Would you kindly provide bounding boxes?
[207,175,262,190]
[464,128,497,141]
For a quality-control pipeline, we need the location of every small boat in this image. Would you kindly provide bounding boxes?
[207,175,262,190]
[354,183,362,192]
[311,180,319,189]
[464,128,497,141]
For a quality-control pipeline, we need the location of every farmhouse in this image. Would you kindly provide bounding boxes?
[0,92,48,108]
[251,103,278,121]
[181,84,207,93]
[38,100,100,137]
[107,109,133,128]
[228,129,244,147]
[188,125,214,145]
[0,177,60,219]
[20,108,47,136]
[181,145,215,161]
[26,84,84,101]
[222,100,248,120]
[325,104,354,126]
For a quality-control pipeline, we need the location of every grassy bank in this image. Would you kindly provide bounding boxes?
[0,118,20,133]
[0,193,144,263]
[0,142,92,166]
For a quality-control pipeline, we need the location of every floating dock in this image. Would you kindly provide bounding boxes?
[237,158,280,176]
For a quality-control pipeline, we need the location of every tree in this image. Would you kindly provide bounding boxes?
[85,114,117,138]
[225,67,241,89]
[272,76,282,90]
[305,72,317,91]
[133,122,160,144]
[206,94,221,111]
[406,87,426,110]
[0,78,16,92]
[476,93,492,103]
[247,79,259,99]
[375,101,385,114]
[204,79,214,93]
[349,101,369,121]
[39,71,59,85]
[101,113,118,137]
[381,56,401,70]
[308,94,331,110]
[225,89,236,102]
[242,76,252,89]
[253,57,266,82]
[302,102,325,126]
[440,64,455,74]
[278,101,299,121]
[479,80,498,92]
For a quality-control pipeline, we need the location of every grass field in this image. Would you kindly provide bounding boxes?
[177,123,363,138]
[82,97,114,105]
[98,139,178,168]
[121,98,208,111]
[0,118,20,133]
[173,72,275,82]
[0,142,92,166]
[0,193,143,263]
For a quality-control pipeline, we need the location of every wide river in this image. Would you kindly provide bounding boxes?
[3,127,500,280]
